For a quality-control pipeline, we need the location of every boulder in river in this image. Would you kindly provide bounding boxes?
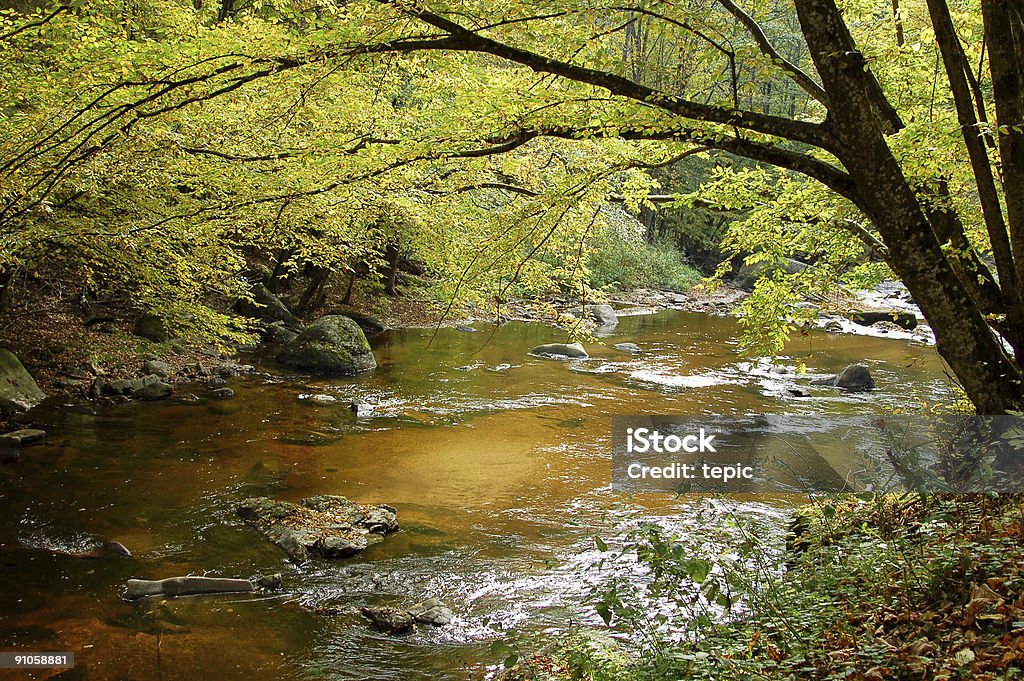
[849,309,917,330]
[360,598,454,635]
[585,304,618,327]
[137,380,173,401]
[529,342,588,359]
[335,310,388,338]
[811,363,876,392]
[408,597,455,626]
[277,316,377,375]
[613,342,642,355]
[264,321,300,345]
[0,348,46,414]
[361,606,415,635]
[237,495,398,563]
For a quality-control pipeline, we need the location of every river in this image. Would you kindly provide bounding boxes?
[0,309,950,680]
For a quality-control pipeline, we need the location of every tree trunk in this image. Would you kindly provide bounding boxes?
[795,0,1024,413]
[383,241,400,297]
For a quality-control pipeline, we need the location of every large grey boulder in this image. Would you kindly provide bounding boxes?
[0,348,46,414]
[236,284,299,327]
[585,304,618,327]
[277,316,377,375]
[237,495,398,563]
[529,342,589,359]
[811,363,876,392]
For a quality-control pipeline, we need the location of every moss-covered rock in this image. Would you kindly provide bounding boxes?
[133,313,168,342]
[276,315,376,375]
[0,348,46,414]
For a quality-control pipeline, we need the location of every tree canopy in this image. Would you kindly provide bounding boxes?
[2,0,1023,412]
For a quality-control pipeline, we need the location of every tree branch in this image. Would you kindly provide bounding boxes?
[715,0,829,106]
[380,1,832,149]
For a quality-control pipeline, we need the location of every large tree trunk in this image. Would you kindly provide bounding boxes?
[795,0,1024,413]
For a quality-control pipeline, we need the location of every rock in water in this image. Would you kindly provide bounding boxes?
[733,257,813,291]
[0,428,46,447]
[408,598,455,626]
[0,349,46,414]
[237,495,398,563]
[125,576,254,600]
[264,321,299,345]
[811,363,876,392]
[277,316,377,375]
[136,380,173,401]
[834,364,876,391]
[529,342,589,359]
[586,304,618,327]
[613,343,642,355]
[849,310,917,330]
[338,311,388,338]
[361,607,415,635]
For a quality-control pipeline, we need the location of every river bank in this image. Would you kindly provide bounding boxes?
[0,274,935,431]
[505,495,1024,681]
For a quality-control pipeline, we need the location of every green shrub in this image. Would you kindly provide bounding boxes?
[587,235,701,292]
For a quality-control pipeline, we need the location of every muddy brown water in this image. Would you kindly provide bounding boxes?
[0,311,949,680]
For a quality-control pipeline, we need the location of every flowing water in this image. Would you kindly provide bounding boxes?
[0,310,951,680]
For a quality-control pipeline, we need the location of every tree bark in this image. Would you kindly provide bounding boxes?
[795,0,1024,413]
[383,241,400,297]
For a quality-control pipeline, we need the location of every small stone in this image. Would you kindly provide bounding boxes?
[256,573,283,591]
[613,343,642,354]
[304,394,336,405]
[209,387,235,400]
